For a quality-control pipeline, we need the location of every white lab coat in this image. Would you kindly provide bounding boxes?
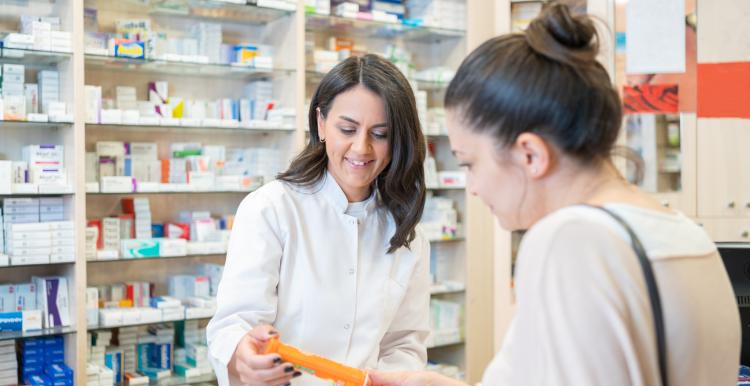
[207,172,431,386]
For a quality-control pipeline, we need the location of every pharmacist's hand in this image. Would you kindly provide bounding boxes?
[229,325,300,386]
[368,370,469,386]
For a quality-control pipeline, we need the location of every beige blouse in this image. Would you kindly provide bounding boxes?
[482,204,741,386]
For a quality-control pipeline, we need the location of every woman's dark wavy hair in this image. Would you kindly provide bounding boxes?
[278,54,426,253]
[445,2,622,163]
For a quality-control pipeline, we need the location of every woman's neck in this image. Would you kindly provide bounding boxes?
[540,160,670,217]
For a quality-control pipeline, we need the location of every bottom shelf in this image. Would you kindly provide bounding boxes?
[0,326,76,341]
[427,339,464,349]
[151,373,216,386]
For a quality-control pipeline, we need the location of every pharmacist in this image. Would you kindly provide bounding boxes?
[207,54,431,386]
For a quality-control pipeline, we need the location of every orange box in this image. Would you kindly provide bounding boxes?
[264,337,368,386]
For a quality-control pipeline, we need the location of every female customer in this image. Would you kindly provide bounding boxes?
[372,3,740,386]
[208,54,431,386]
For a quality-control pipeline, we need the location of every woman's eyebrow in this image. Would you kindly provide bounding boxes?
[339,115,387,129]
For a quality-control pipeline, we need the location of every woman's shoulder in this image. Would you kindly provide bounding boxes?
[522,204,716,260]
[237,180,299,213]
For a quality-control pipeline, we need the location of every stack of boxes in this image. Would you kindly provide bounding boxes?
[150,296,185,323]
[305,0,331,15]
[190,23,222,64]
[6,220,74,265]
[85,80,293,130]
[122,198,153,240]
[0,340,18,385]
[104,348,123,385]
[21,336,74,386]
[23,144,66,189]
[86,288,99,327]
[2,32,34,50]
[0,64,67,123]
[87,199,232,261]
[373,0,405,20]
[428,299,463,347]
[38,70,60,116]
[0,281,42,332]
[406,0,466,30]
[2,64,26,120]
[18,16,71,52]
[2,198,74,266]
[118,326,139,375]
[420,195,459,241]
[244,80,273,122]
[90,331,111,367]
[137,324,174,381]
[200,264,224,297]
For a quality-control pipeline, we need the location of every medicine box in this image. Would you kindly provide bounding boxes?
[16,283,38,311]
[120,239,159,258]
[0,286,14,313]
[32,277,70,328]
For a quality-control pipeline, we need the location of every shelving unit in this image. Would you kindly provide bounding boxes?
[0,0,498,384]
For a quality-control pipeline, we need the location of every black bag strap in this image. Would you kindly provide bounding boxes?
[584,205,668,386]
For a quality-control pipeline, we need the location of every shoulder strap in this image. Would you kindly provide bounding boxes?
[584,205,668,386]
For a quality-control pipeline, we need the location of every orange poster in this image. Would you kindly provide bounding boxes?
[697,62,750,118]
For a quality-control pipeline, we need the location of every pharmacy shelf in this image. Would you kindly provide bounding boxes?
[0,192,75,197]
[415,80,451,91]
[85,54,295,80]
[90,315,212,331]
[87,189,256,196]
[0,326,76,342]
[430,283,466,295]
[307,70,450,92]
[90,0,294,25]
[88,253,225,264]
[427,185,465,191]
[0,261,75,269]
[86,123,296,135]
[0,120,73,130]
[427,338,464,349]
[156,373,217,386]
[0,47,72,68]
[428,236,465,243]
[305,14,465,42]
[0,0,55,4]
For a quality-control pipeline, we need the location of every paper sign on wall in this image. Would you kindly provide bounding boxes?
[697,62,750,118]
[626,0,685,74]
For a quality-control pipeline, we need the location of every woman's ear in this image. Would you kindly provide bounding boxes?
[316,107,326,142]
[513,132,552,179]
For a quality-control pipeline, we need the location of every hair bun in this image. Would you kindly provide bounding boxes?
[525,3,599,67]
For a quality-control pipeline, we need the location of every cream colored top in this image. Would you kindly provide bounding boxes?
[482,204,741,386]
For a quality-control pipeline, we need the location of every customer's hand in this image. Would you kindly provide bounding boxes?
[228,325,300,386]
[369,370,469,386]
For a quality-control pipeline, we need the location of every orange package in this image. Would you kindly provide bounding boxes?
[263,337,369,386]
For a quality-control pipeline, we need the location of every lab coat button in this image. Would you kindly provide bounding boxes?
[344,323,351,330]
[348,268,355,275]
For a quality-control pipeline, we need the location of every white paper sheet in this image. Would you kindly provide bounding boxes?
[626,0,685,74]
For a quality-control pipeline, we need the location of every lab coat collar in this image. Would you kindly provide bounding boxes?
[319,170,378,214]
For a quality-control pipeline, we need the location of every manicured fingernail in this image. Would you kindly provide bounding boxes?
[285,366,294,373]
[273,357,282,364]
[293,371,302,377]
